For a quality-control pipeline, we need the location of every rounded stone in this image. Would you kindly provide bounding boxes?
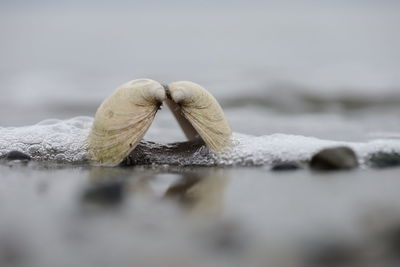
[310,146,358,171]
[368,152,400,169]
[5,151,31,161]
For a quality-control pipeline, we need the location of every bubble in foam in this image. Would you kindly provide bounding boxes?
[0,117,92,162]
[1,118,400,166]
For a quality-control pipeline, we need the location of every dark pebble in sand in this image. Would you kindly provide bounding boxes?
[5,151,31,161]
[271,161,302,171]
[310,146,358,171]
[368,152,400,169]
[81,180,125,206]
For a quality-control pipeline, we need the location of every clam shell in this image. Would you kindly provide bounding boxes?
[166,81,232,153]
[88,79,165,166]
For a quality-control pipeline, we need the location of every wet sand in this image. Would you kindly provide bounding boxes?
[1,161,400,267]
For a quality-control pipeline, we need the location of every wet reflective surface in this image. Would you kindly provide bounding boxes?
[1,162,400,267]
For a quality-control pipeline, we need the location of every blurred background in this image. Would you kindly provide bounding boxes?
[1,0,399,141]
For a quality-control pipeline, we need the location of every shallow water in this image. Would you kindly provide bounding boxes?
[1,163,400,267]
[1,1,400,266]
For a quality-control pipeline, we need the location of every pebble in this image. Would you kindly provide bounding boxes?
[5,151,31,161]
[309,146,358,171]
[368,152,400,169]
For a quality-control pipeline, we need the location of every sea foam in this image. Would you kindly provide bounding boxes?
[1,117,400,166]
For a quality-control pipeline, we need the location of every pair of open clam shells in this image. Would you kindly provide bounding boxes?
[87,79,232,166]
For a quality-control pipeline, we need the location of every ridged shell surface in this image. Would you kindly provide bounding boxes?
[167,81,232,153]
[88,79,165,166]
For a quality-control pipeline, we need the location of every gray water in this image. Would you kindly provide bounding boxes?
[1,1,400,266]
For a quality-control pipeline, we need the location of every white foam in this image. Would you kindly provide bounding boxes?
[1,117,400,166]
[0,117,92,163]
[216,133,400,166]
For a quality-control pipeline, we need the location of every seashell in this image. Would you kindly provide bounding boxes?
[165,81,232,153]
[87,79,165,166]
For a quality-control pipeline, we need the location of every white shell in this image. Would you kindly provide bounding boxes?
[87,79,165,166]
[166,81,232,153]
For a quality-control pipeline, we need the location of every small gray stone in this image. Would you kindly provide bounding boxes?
[310,146,358,171]
[368,152,400,169]
[5,151,31,161]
